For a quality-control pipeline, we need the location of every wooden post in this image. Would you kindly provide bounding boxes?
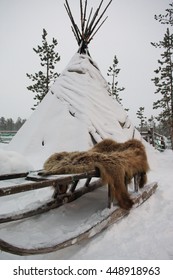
[108,184,112,208]
[134,174,139,192]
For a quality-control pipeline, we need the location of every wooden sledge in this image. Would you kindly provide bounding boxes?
[0,170,157,256]
[0,170,101,223]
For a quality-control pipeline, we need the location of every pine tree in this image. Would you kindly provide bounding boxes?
[15,117,26,130]
[136,107,146,133]
[154,2,173,26]
[107,55,125,105]
[26,29,60,109]
[0,117,26,131]
[151,4,173,149]
[0,117,6,130]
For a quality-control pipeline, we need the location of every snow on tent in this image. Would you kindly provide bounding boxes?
[7,0,141,168]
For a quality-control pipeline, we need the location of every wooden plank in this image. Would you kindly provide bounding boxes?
[0,200,57,224]
[0,170,99,197]
[0,172,29,181]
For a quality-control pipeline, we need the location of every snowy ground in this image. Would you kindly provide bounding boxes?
[0,142,173,260]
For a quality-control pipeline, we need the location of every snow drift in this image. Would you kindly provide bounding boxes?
[0,149,32,174]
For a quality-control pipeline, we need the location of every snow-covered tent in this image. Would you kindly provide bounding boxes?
[7,0,141,168]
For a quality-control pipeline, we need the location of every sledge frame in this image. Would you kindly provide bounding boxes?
[0,170,158,256]
[0,170,101,223]
[0,170,146,223]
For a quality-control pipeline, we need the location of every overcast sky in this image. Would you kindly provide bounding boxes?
[0,0,171,126]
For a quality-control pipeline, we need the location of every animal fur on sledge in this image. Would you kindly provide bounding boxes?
[90,138,149,189]
[41,139,149,210]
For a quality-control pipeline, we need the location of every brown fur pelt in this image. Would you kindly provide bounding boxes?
[41,139,149,210]
[90,138,149,189]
